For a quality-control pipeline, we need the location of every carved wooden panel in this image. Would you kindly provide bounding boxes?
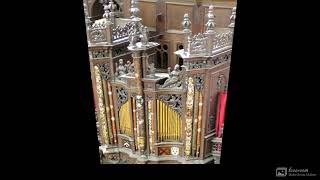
[204,137,214,158]
[158,147,171,155]
[166,3,193,30]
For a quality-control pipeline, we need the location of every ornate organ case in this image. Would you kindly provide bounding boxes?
[84,0,236,164]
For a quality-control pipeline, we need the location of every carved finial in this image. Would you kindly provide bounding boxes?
[130,0,140,18]
[229,7,236,28]
[108,0,117,12]
[182,14,192,33]
[103,3,111,20]
[205,5,215,32]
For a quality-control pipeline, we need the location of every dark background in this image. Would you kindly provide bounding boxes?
[3,0,319,178]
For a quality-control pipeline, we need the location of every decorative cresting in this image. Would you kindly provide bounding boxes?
[94,66,109,145]
[119,100,132,136]
[156,100,182,142]
[158,94,183,116]
[113,22,134,41]
[179,5,235,57]
[212,31,233,49]
[185,77,195,157]
[90,20,108,43]
[190,33,207,55]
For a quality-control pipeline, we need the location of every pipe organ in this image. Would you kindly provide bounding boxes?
[157,100,181,142]
[84,0,236,164]
[119,101,132,136]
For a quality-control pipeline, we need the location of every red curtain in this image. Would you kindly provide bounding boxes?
[215,92,227,137]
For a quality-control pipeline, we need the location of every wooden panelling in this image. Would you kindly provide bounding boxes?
[139,0,157,28]
[166,2,194,30]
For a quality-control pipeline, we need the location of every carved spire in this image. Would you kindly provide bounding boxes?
[182,14,192,33]
[205,5,215,32]
[229,7,236,28]
[130,0,140,19]
[103,3,111,21]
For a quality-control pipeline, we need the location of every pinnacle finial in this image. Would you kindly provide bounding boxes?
[229,7,236,28]
[130,0,140,18]
[182,13,192,33]
[108,0,117,12]
[205,5,215,32]
[103,4,111,20]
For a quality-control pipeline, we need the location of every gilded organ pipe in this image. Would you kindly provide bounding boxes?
[157,100,181,142]
[119,101,132,136]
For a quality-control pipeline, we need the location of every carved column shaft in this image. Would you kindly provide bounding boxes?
[105,24,113,44]
[206,32,215,56]
[184,32,192,54]
[132,51,146,155]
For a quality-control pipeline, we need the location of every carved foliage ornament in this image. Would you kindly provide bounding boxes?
[97,64,111,80]
[158,94,182,116]
[212,53,231,65]
[217,74,228,92]
[212,31,233,49]
[190,33,207,55]
[113,22,134,41]
[195,75,205,91]
[116,87,128,108]
[90,22,108,43]
[91,49,109,59]
[188,61,207,69]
